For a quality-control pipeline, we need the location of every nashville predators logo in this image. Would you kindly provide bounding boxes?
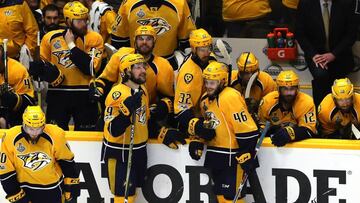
[204,111,220,129]
[18,152,51,171]
[136,105,147,125]
[137,18,171,35]
[53,50,75,68]
[184,73,193,84]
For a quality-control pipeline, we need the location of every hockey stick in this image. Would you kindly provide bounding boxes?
[124,89,141,203]
[90,48,103,120]
[216,39,232,86]
[233,121,270,203]
[3,39,8,85]
[352,124,360,139]
[35,32,42,108]
[104,43,117,59]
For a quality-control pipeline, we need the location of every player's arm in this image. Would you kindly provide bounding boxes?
[110,4,130,49]
[29,33,64,87]
[156,59,175,97]
[103,9,117,37]
[1,67,35,111]
[177,0,196,52]
[0,139,29,203]
[53,128,80,202]
[257,98,270,129]
[105,90,142,136]
[223,92,259,172]
[68,34,104,75]
[22,1,39,56]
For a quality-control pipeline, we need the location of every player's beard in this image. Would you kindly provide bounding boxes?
[136,44,154,56]
[279,93,297,106]
[71,22,87,37]
[130,71,146,85]
[207,84,224,100]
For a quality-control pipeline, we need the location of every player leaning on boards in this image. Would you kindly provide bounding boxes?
[231,52,276,117]
[0,39,36,128]
[188,61,260,203]
[318,78,360,139]
[258,70,317,146]
[175,28,218,140]
[101,53,183,203]
[0,106,80,203]
[29,1,104,131]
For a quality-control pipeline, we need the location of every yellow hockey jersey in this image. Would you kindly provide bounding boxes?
[231,70,277,102]
[0,124,75,190]
[318,93,360,137]
[282,0,299,9]
[258,91,317,134]
[200,87,258,167]
[103,83,149,147]
[0,0,39,58]
[222,0,272,21]
[97,47,174,103]
[41,29,104,90]
[1,58,35,98]
[174,55,207,116]
[111,0,195,57]
[89,1,116,44]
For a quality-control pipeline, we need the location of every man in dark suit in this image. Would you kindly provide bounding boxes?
[295,0,358,107]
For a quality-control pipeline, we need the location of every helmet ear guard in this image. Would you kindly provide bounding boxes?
[332,78,354,100]
[119,53,146,76]
[189,28,212,48]
[276,70,299,87]
[134,25,157,41]
[23,106,46,128]
[202,62,229,85]
[63,1,89,22]
[237,52,259,73]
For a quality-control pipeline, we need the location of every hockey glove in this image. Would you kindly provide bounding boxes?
[122,90,143,116]
[6,188,30,203]
[188,118,216,140]
[151,98,173,121]
[89,80,104,102]
[0,84,19,110]
[245,98,259,114]
[64,177,80,203]
[188,141,204,160]
[270,126,295,147]
[29,60,64,86]
[158,127,186,149]
[235,153,259,174]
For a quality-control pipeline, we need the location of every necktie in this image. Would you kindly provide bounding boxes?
[323,0,330,50]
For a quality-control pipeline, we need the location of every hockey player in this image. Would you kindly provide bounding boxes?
[110,0,196,69]
[0,0,39,58]
[0,106,80,203]
[102,54,184,202]
[29,1,104,131]
[258,70,317,146]
[231,52,276,115]
[0,39,36,128]
[175,28,217,138]
[188,61,259,203]
[318,78,360,139]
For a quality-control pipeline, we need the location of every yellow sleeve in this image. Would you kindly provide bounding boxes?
[98,47,135,83]
[0,135,16,177]
[22,1,39,56]
[86,33,104,73]
[40,32,52,62]
[177,0,196,40]
[257,97,270,126]
[174,69,201,114]
[53,127,75,161]
[13,64,34,97]
[111,3,129,38]
[156,59,175,97]
[261,72,277,96]
[103,10,117,36]
[296,99,317,134]
[222,90,258,134]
